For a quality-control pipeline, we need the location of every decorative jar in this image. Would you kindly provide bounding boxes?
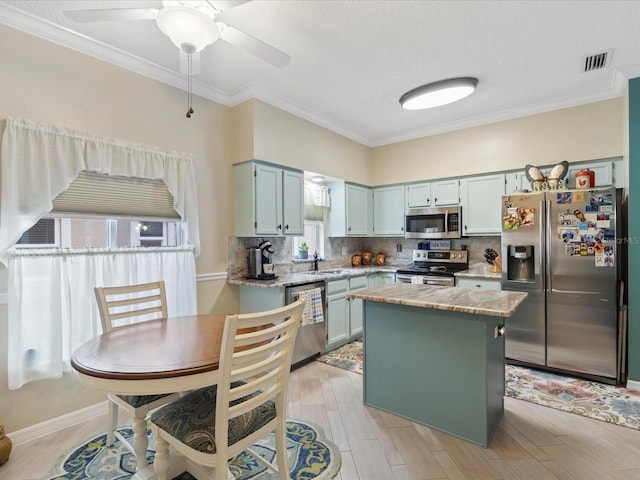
[0,426,11,465]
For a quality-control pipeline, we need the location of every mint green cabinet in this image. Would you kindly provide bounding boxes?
[325,276,367,350]
[363,301,505,448]
[328,181,371,236]
[373,185,405,236]
[326,279,349,348]
[405,180,459,208]
[234,161,304,237]
[460,174,505,235]
[406,182,432,208]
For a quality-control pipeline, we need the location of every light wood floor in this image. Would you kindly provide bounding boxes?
[5,360,640,480]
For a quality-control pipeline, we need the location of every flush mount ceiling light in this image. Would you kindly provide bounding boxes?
[399,77,478,110]
[310,175,325,183]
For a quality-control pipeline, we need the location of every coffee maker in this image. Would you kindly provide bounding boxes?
[247,239,276,279]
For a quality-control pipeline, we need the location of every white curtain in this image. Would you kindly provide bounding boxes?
[304,181,331,207]
[7,247,197,390]
[0,117,200,265]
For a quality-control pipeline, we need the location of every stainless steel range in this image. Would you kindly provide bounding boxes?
[396,249,468,286]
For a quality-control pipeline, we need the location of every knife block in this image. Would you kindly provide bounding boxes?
[490,256,502,273]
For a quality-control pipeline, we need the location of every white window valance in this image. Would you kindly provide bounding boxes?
[0,117,200,265]
[304,181,331,207]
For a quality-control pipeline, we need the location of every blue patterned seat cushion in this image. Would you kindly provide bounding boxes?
[117,394,172,408]
[150,382,276,454]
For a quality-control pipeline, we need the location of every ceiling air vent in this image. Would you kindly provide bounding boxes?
[583,50,611,72]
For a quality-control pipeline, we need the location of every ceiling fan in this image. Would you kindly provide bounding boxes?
[63,0,291,72]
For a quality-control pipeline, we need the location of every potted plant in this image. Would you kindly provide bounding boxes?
[298,241,309,259]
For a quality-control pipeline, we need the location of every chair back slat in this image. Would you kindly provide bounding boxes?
[213,299,304,451]
[95,280,168,332]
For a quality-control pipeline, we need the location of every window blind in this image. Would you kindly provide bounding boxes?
[52,171,180,220]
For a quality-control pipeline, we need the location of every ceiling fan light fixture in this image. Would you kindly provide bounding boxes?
[399,77,478,110]
[156,6,219,54]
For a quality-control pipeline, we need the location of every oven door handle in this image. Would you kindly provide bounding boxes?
[444,210,449,233]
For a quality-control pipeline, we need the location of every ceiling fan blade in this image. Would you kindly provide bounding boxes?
[211,1,252,12]
[63,8,159,23]
[180,51,201,76]
[218,24,290,68]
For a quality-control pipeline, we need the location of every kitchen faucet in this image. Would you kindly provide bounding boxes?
[313,251,319,271]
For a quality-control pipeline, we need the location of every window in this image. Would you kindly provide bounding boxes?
[293,220,324,258]
[16,218,59,247]
[17,217,182,248]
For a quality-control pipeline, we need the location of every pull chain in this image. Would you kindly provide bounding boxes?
[186,54,194,118]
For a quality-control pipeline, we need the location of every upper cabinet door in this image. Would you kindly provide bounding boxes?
[432,179,460,206]
[373,185,405,236]
[282,169,304,235]
[406,182,431,208]
[255,163,283,235]
[461,174,505,235]
[346,183,370,235]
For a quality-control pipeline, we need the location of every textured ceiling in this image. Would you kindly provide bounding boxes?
[1,0,640,147]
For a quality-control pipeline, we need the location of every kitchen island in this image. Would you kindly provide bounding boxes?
[348,283,527,448]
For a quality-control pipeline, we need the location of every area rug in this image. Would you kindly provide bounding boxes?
[316,339,362,374]
[317,339,640,430]
[42,419,341,480]
[505,364,640,430]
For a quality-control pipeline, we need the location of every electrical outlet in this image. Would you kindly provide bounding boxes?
[396,243,402,252]
[341,246,347,255]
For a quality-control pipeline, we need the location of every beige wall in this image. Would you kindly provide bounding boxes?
[371,98,624,185]
[252,100,373,184]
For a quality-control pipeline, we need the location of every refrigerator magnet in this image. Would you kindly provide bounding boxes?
[557,192,572,204]
[596,214,610,228]
[572,191,585,203]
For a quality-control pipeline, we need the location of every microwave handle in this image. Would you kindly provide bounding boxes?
[444,210,448,233]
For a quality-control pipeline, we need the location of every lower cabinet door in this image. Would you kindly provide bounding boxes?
[327,293,349,347]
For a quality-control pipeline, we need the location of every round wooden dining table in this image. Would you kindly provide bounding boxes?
[71,314,228,480]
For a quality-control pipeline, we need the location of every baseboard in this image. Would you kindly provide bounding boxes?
[8,401,107,446]
[627,379,640,391]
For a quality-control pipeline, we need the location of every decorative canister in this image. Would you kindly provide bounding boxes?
[361,251,372,265]
[0,425,12,465]
[375,252,386,266]
[351,254,361,266]
[575,169,595,189]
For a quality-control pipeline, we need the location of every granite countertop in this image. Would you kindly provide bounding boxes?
[347,283,527,317]
[228,266,401,288]
[455,262,502,280]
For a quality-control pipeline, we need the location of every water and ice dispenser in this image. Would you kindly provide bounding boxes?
[507,245,534,282]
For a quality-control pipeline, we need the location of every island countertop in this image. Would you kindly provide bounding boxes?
[347,283,527,317]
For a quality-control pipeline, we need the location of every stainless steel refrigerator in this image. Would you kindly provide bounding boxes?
[500,187,624,383]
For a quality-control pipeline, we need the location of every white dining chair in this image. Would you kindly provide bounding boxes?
[150,299,305,480]
[94,280,181,472]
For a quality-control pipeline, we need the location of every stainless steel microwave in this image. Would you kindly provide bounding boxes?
[405,206,462,239]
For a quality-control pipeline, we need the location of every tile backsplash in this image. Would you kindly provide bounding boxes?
[228,235,501,278]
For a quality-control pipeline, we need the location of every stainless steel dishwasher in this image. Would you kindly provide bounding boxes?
[286,281,326,367]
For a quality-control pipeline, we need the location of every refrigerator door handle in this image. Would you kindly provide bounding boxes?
[550,289,610,296]
[542,199,549,293]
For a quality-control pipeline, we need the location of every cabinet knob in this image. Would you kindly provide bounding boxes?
[348,226,351,232]
[285,224,289,230]
[277,224,282,230]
